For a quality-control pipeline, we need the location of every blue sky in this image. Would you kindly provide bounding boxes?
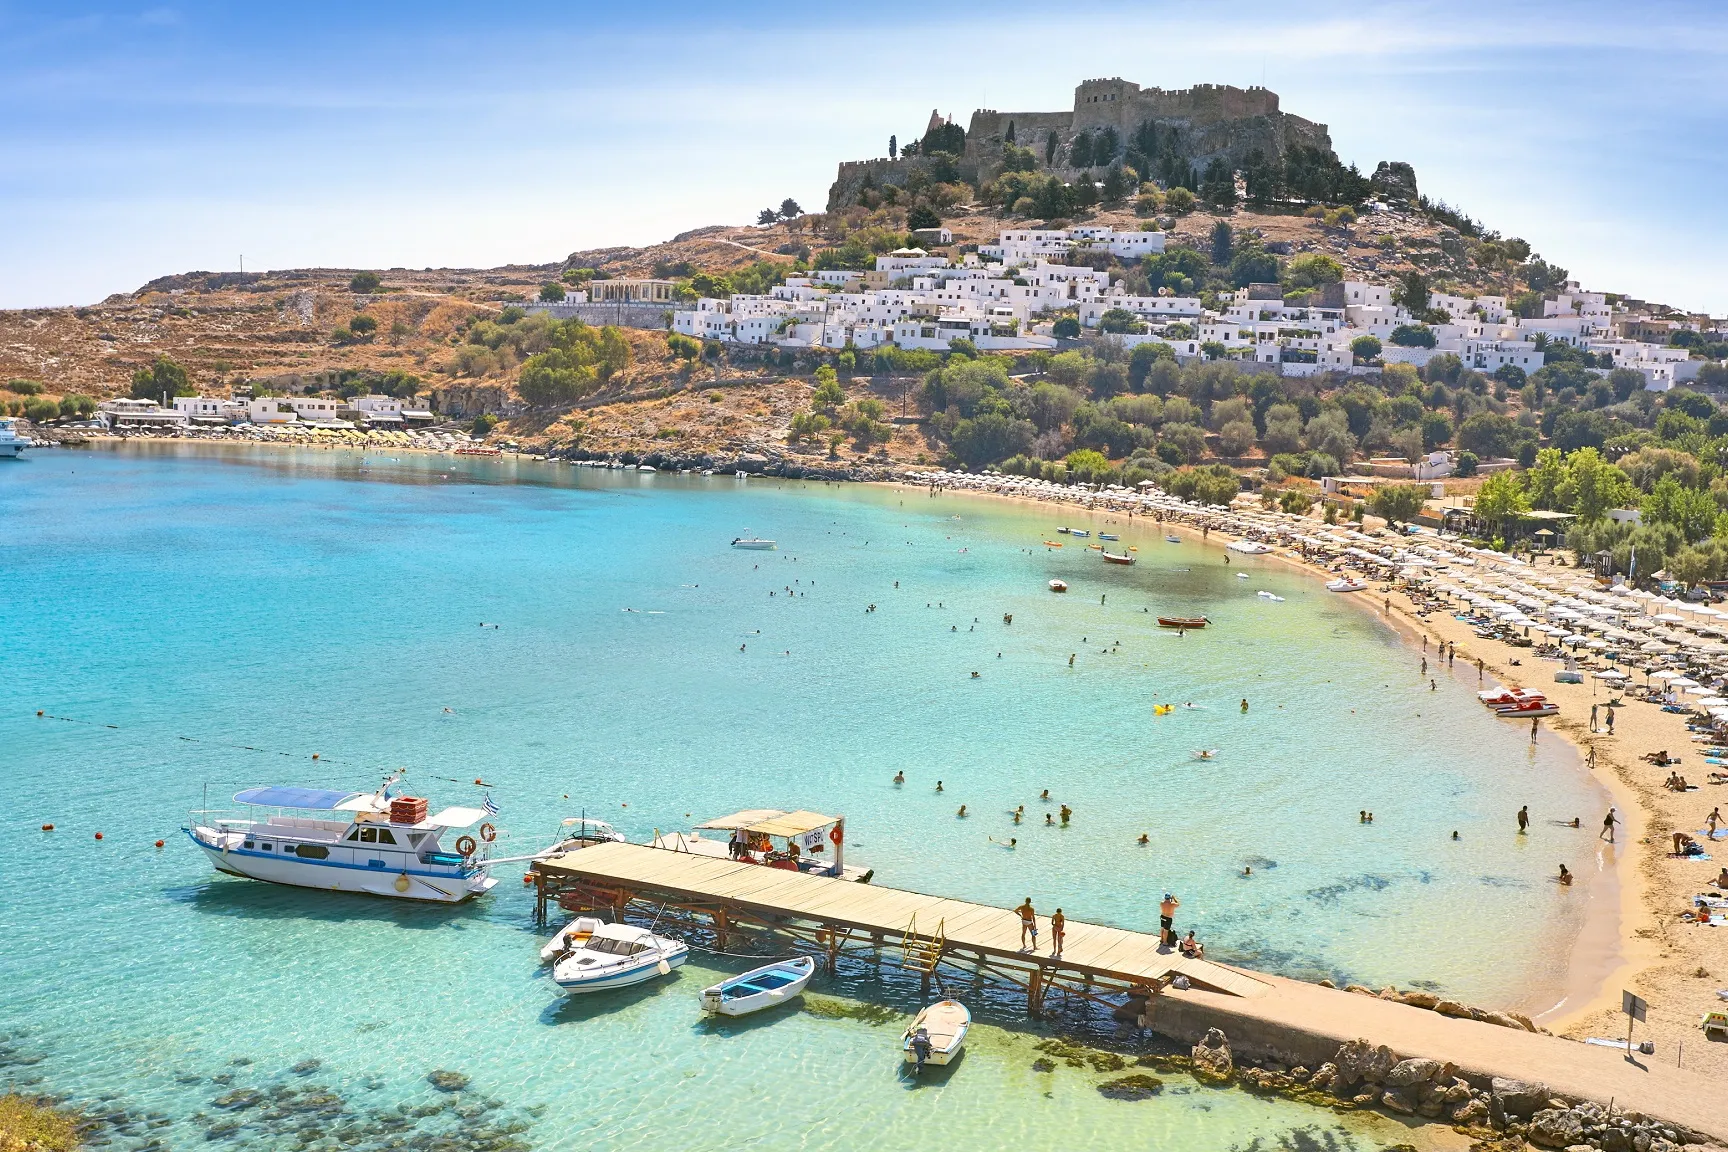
[2,0,1725,311]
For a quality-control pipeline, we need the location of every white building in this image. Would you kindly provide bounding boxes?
[98,398,189,430]
[172,396,247,423]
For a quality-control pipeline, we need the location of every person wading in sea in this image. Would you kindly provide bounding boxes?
[1518,805,1529,833]
[1600,808,1618,842]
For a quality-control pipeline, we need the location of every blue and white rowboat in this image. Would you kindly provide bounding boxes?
[699,956,815,1016]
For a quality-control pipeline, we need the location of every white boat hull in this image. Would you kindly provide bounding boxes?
[700,957,815,1016]
[553,947,688,995]
[188,831,494,903]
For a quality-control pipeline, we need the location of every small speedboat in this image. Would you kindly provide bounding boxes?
[1056,527,1071,534]
[903,1000,970,1072]
[1164,534,1181,544]
[1326,578,1368,593]
[551,922,688,995]
[731,537,777,550]
[1157,616,1208,629]
[1071,530,1090,538]
[541,915,605,963]
[699,956,815,1016]
[1099,533,1119,541]
[1257,591,1285,602]
[1102,551,1135,565]
[1235,572,1249,579]
[1049,580,1068,593]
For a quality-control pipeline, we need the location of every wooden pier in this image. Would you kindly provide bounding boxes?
[532,841,1266,1012]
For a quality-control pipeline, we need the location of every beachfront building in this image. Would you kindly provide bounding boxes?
[97,398,190,430]
[173,396,249,424]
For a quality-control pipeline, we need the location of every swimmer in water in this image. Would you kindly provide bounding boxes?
[957,805,967,818]
[1040,790,1050,802]
[1137,833,1149,845]
[1045,813,1055,826]
[935,781,943,792]
[893,771,905,785]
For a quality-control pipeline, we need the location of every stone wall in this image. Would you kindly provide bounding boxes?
[520,301,671,330]
[825,155,978,214]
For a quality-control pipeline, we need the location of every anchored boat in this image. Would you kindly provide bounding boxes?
[1326,578,1368,593]
[1101,551,1135,565]
[1157,616,1208,629]
[0,417,28,459]
[551,922,688,994]
[1049,579,1068,593]
[541,915,606,963]
[699,956,816,1016]
[731,537,777,550]
[903,1000,970,1072]
[1226,540,1273,555]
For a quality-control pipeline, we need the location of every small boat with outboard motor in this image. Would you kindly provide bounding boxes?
[903,1000,970,1072]
[699,956,816,1016]
[731,537,777,550]
[551,922,688,994]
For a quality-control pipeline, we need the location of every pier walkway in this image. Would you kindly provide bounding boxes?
[532,841,1265,1006]
[534,842,1728,1140]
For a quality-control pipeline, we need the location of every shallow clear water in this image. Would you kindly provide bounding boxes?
[0,444,1609,1150]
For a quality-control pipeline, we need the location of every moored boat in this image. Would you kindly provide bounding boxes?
[1099,533,1119,541]
[1042,540,1063,547]
[1071,530,1090,538]
[731,537,777,549]
[1164,534,1181,543]
[1101,551,1135,565]
[699,956,816,1016]
[1157,616,1208,629]
[0,417,28,459]
[551,922,688,995]
[903,1000,970,1072]
[1049,579,1068,593]
[1325,578,1368,593]
[1226,540,1273,555]
[183,778,557,903]
[1257,590,1285,601]
[1495,699,1559,718]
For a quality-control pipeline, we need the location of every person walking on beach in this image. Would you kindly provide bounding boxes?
[1517,805,1529,833]
[1708,807,1723,840]
[1050,908,1066,955]
[1605,705,1615,735]
[1016,898,1038,950]
[1591,703,1599,732]
[1530,716,1540,742]
[1600,808,1618,842]
[1159,893,1179,946]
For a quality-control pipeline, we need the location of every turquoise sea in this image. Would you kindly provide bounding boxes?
[0,445,1612,1151]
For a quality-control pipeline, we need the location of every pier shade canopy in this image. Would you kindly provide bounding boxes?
[697,809,839,838]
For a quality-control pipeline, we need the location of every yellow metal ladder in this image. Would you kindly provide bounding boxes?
[900,914,946,973]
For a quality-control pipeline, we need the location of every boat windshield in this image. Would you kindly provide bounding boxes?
[584,936,647,957]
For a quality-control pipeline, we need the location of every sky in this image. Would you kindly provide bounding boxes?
[1,0,1725,311]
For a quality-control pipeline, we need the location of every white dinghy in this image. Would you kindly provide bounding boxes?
[902,1000,970,1072]
[698,956,816,1016]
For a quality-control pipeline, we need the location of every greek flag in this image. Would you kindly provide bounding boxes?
[482,793,500,817]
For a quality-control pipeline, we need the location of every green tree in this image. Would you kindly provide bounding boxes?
[1279,488,1314,514]
[1642,475,1718,542]
[349,271,381,294]
[1525,447,1568,509]
[811,366,845,409]
[778,198,803,220]
[130,354,191,401]
[59,393,96,418]
[539,282,566,302]
[23,396,59,423]
[1453,450,1478,477]
[1284,253,1344,289]
[1097,308,1144,334]
[1565,448,1635,522]
[1393,271,1428,313]
[1052,317,1080,339]
[1209,220,1233,264]
[1473,471,1531,536]
[1164,187,1195,214]
[1419,411,1452,450]
[1389,324,1436,348]
[949,413,1034,468]
[1200,159,1236,208]
[907,205,941,231]
[1228,249,1279,288]
[1370,483,1428,525]
[348,314,378,335]
[1350,335,1382,363]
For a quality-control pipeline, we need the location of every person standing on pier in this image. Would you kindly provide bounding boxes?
[1159,893,1179,946]
[1050,909,1066,956]
[1016,898,1038,950]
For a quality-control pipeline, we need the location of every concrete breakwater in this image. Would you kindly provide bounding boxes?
[1147,972,1728,1149]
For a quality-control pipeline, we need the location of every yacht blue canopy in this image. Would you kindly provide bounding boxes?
[233,786,362,810]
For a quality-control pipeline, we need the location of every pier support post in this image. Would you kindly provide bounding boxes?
[824,926,840,975]
[533,870,547,926]
[713,909,729,952]
[1028,968,1044,1016]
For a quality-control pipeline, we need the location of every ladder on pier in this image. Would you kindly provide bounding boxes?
[901,914,946,973]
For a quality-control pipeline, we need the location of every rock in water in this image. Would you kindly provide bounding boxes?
[1384,1057,1442,1087]
[1332,1038,1395,1087]
[1527,1108,1585,1148]
[426,1069,471,1092]
[1190,1028,1234,1084]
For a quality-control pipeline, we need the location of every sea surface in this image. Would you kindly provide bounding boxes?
[0,444,1611,1151]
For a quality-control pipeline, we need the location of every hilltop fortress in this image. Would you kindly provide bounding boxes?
[828,78,1337,211]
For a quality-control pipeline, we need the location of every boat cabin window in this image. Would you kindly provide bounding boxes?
[243,841,254,849]
[585,937,645,957]
[375,829,397,846]
[260,843,273,851]
[408,833,426,848]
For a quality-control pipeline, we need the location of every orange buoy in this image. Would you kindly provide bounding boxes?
[155,839,165,848]
[522,874,533,884]
[94,831,103,840]
[40,823,54,831]
[37,710,44,716]
[311,753,319,760]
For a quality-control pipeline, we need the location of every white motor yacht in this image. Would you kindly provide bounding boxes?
[551,923,688,994]
[185,778,558,903]
[0,417,29,458]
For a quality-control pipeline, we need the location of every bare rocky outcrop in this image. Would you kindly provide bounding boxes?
[1190,1028,1234,1084]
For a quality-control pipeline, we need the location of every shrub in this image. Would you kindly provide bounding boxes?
[470,413,498,437]
[349,314,378,336]
[349,271,381,294]
[1454,450,1479,477]
[1389,324,1436,348]
[1052,317,1080,339]
[23,396,59,423]
[1350,335,1382,364]
[59,393,96,418]
[1164,187,1195,214]
[3,379,41,395]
